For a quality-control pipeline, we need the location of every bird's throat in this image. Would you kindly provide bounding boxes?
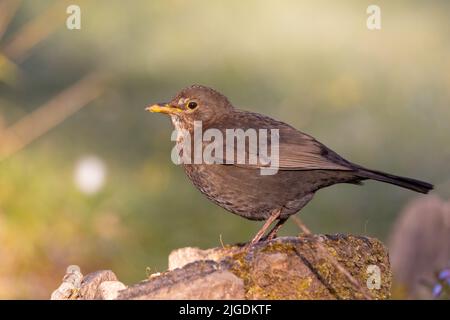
[171,115,188,143]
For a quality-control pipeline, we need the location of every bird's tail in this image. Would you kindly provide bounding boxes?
[355,167,433,194]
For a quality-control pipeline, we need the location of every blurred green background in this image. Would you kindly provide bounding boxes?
[0,0,449,299]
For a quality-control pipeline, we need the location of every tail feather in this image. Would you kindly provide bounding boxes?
[355,167,433,194]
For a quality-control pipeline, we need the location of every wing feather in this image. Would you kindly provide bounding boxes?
[206,110,354,172]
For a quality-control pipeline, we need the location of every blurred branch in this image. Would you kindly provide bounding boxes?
[0,0,21,41]
[0,71,107,161]
[0,113,4,133]
[1,0,74,62]
[0,53,21,85]
[0,0,22,84]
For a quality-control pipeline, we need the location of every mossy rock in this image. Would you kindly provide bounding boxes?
[60,234,391,299]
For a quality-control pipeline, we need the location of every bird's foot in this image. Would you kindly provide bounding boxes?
[262,217,288,242]
[245,209,282,249]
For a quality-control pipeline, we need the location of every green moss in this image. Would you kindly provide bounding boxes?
[227,241,330,299]
[225,235,391,300]
[260,241,297,254]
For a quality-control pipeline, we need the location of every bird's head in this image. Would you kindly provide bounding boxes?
[146,85,233,129]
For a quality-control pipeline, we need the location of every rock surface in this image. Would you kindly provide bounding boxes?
[51,234,392,300]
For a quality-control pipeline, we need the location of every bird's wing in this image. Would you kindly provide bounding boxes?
[209,110,353,171]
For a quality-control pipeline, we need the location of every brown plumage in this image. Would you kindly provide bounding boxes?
[147,85,433,244]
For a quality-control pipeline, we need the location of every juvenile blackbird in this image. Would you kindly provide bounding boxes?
[147,85,433,244]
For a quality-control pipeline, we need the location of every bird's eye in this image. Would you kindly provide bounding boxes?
[187,101,198,110]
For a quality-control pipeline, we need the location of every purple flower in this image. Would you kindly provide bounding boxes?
[433,284,443,298]
[438,269,450,280]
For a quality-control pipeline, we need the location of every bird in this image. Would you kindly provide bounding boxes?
[146,85,433,245]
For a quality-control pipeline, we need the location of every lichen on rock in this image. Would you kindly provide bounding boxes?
[51,234,391,300]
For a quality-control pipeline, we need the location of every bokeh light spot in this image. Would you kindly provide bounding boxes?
[74,156,107,195]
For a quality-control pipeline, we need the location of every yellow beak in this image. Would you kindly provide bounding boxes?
[145,103,182,115]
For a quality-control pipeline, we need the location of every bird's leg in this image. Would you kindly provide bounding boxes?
[248,209,281,246]
[264,218,288,241]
